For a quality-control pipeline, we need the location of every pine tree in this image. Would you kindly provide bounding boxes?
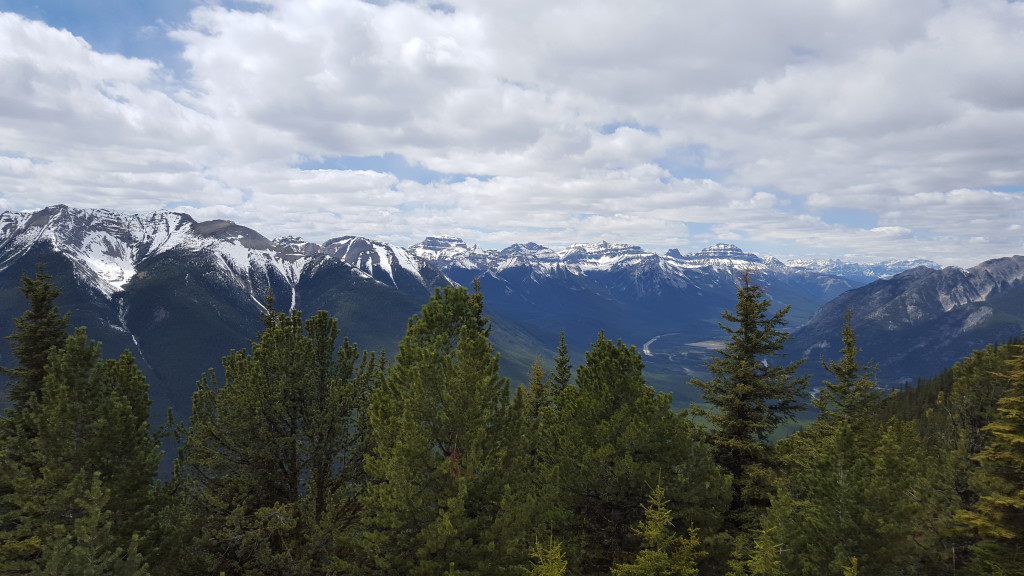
[177,309,375,575]
[957,346,1024,574]
[360,284,524,575]
[556,333,728,574]
[689,273,808,534]
[0,328,160,573]
[37,473,150,576]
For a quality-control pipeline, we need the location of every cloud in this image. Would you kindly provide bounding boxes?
[0,1,1022,268]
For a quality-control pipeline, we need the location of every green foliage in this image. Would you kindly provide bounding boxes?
[814,309,882,422]
[957,346,1024,574]
[177,308,376,575]
[361,285,525,575]
[690,275,808,534]
[751,316,955,576]
[610,483,704,576]
[2,265,71,412]
[756,418,954,576]
[552,331,573,389]
[521,359,554,422]
[527,538,568,576]
[1,328,160,573]
[37,473,150,576]
[555,333,728,574]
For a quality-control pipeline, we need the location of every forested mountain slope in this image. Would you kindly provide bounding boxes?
[789,256,1024,386]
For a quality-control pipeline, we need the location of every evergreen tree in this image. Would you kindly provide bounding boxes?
[526,538,568,576]
[552,331,573,390]
[957,346,1024,574]
[610,483,704,576]
[933,344,1016,506]
[509,345,578,571]
[36,473,150,576]
[521,359,553,422]
[754,419,953,575]
[814,309,881,423]
[556,333,728,574]
[177,309,375,575]
[2,265,71,411]
[0,329,160,573]
[360,285,525,575]
[689,273,808,534]
[750,320,953,576]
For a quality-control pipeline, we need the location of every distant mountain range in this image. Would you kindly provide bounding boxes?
[789,256,1024,386]
[2,205,1020,421]
[786,257,945,284]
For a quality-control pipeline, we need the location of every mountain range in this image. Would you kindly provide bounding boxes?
[2,205,1021,420]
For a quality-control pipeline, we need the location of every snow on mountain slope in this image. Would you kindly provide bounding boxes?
[787,256,941,282]
[0,206,204,296]
[0,206,930,309]
[321,235,451,294]
[408,236,494,270]
[0,206,450,303]
[410,238,779,278]
[665,243,773,270]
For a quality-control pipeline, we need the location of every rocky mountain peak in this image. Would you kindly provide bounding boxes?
[413,236,471,251]
[669,243,765,268]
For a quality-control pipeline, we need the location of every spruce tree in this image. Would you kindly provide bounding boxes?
[689,273,808,534]
[755,418,952,575]
[360,284,524,575]
[957,346,1024,574]
[610,483,704,576]
[177,309,375,575]
[526,539,568,576]
[2,265,71,411]
[521,359,553,422]
[814,309,882,423]
[552,331,573,390]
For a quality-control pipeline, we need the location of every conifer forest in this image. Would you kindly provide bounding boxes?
[2,267,1023,575]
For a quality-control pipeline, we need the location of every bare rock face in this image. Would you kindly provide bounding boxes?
[789,256,1024,386]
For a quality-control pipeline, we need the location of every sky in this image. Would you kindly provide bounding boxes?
[1,0,1023,267]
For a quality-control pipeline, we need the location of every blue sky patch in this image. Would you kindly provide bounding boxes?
[296,153,485,185]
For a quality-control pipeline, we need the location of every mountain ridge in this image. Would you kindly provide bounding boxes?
[1,205,1013,418]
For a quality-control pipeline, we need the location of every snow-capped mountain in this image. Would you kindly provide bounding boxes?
[403,236,865,387]
[3,205,1017,420]
[787,256,941,283]
[320,235,451,295]
[0,206,436,420]
[408,236,495,270]
[1,206,205,295]
[409,237,856,310]
[667,243,779,269]
[0,206,448,303]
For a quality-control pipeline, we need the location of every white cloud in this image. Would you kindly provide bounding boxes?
[0,1,1022,267]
